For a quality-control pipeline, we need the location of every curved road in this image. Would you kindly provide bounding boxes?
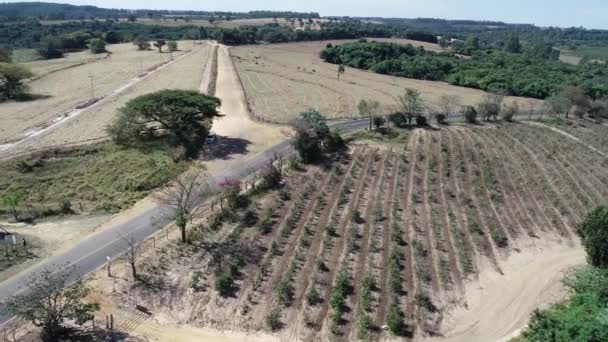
[0,118,369,325]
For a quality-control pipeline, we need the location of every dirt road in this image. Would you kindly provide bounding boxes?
[205,45,287,175]
[426,243,585,342]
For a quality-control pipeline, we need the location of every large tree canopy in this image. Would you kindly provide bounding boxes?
[107,89,222,158]
[0,63,33,101]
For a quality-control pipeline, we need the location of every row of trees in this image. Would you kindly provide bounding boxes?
[321,41,608,100]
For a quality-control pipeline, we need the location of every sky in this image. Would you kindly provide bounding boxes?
[6,0,608,29]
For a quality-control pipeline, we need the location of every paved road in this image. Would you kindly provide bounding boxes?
[0,113,541,324]
[0,118,370,326]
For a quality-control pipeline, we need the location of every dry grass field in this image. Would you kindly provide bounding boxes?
[7,43,212,154]
[231,41,542,124]
[0,42,191,145]
[89,122,602,341]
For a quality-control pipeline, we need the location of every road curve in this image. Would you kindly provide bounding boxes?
[0,117,369,326]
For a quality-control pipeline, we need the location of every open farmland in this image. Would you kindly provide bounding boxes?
[93,122,601,341]
[231,41,542,124]
[0,42,191,145]
[2,42,212,156]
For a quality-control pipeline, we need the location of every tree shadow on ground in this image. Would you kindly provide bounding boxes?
[201,136,252,161]
[13,93,52,102]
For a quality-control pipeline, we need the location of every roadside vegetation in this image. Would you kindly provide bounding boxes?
[516,206,608,341]
[0,143,189,220]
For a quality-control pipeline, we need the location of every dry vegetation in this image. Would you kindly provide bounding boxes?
[92,122,603,341]
[231,41,542,124]
[0,42,192,145]
[3,42,212,155]
[41,17,330,30]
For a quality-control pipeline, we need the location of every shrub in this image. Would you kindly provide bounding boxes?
[241,209,258,227]
[215,269,234,297]
[306,287,321,306]
[435,113,447,125]
[415,114,428,126]
[88,38,106,54]
[258,216,273,234]
[167,41,178,52]
[265,308,283,331]
[357,313,373,340]
[387,303,408,336]
[579,206,608,268]
[351,209,364,224]
[463,106,478,124]
[276,265,295,306]
[415,292,437,312]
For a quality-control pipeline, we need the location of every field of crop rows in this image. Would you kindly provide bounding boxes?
[118,122,605,341]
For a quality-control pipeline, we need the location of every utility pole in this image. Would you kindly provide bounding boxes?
[139,59,143,75]
[88,73,95,100]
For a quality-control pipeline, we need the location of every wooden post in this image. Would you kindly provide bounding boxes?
[110,314,114,330]
[106,315,109,329]
[153,236,156,249]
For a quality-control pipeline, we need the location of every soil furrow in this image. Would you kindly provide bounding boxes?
[448,130,502,271]
[307,149,375,339]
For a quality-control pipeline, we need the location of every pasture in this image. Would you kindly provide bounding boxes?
[231,41,542,124]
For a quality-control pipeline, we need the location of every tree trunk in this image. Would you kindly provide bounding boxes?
[180,224,187,243]
[130,263,137,280]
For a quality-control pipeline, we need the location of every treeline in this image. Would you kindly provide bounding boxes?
[0,2,319,20]
[321,40,608,99]
[0,19,392,57]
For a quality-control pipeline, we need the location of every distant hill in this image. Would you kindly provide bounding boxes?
[0,2,320,20]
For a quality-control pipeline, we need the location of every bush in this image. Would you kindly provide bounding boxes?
[88,38,106,54]
[265,308,283,331]
[258,216,273,234]
[435,113,447,125]
[415,114,428,126]
[387,303,408,336]
[306,287,321,306]
[215,268,235,296]
[0,63,34,101]
[579,206,608,268]
[463,106,478,124]
[415,292,437,312]
[357,313,373,340]
[167,41,178,52]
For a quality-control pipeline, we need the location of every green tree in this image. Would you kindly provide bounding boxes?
[560,85,590,118]
[167,41,178,52]
[463,105,478,124]
[504,35,522,53]
[154,39,166,53]
[5,266,99,342]
[579,206,608,268]
[88,38,106,54]
[134,37,151,51]
[1,191,25,221]
[358,99,381,130]
[399,88,425,126]
[127,15,137,22]
[544,95,572,118]
[107,89,221,158]
[0,63,33,101]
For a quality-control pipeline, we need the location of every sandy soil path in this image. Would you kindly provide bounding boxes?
[205,45,287,175]
[426,244,585,342]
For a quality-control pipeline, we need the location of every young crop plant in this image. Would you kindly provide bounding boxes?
[389,250,403,294]
[359,275,377,312]
[300,283,319,305]
[276,263,296,307]
[387,302,408,336]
